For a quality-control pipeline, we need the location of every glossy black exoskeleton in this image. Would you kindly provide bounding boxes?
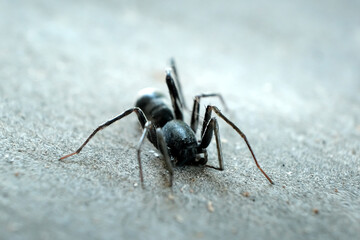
[59,59,274,187]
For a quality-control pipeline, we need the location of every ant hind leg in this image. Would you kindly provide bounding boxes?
[59,107,148,160]
[190,93,228,133]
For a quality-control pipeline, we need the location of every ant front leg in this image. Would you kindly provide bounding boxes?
[204,105,274,184]
[198,116,224,171]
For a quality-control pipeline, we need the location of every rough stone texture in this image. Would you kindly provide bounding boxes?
[0,0,359,239]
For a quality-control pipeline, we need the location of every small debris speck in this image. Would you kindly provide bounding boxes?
[175,215,183,223]
[180,185,187,192]
[221,138,228,143]
[195,232,204,238]
[149,150,160,157]
[242,192,250,197]
[207,201,214,212]
[356,125,360,132]
[168,194,175,201]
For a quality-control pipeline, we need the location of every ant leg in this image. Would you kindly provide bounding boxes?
[59,107,148,160]
[156,128,174,187]
[198,117,224,171]
[166,70,184,121]
[190,93,228,133]
[206,105,273,184]
[136,121,154,188]
[170,58,187,109]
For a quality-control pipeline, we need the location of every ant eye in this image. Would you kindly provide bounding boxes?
[195,153,207,165]
[197,158,207,165]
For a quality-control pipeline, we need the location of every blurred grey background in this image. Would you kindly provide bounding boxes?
[0,0,359,239]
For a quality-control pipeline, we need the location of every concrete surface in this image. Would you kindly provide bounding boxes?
[1,0,359,239]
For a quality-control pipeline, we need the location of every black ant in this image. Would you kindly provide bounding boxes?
[59,59,274,187]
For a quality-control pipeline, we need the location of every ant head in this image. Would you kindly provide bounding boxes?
[175,146,197,166]
[195,152,208,165]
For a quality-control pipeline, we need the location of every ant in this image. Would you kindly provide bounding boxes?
[59,59,274,187]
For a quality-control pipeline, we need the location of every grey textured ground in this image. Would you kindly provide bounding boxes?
[1,0,359,239]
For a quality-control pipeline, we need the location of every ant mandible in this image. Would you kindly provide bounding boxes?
[59,59,274,187]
